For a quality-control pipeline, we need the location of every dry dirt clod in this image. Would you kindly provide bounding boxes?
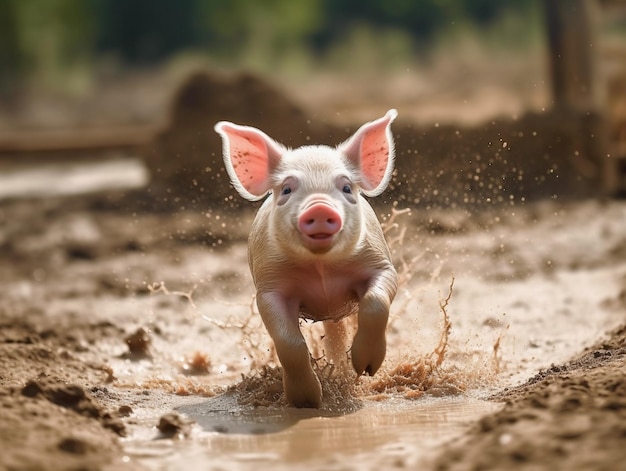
[118,405,133,417]
[20,379,127,437]
[157,412,193,438]
[123,327,152,359]
[58,437,89,455]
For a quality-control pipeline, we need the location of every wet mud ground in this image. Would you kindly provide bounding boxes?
[1,188,626,471]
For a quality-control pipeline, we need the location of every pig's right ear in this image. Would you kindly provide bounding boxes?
[214,121,285,201]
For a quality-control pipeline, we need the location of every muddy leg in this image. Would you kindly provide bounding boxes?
[351,294,388,376]
[323,316,354,372]
[257,292,322,408]
[351,270,396,376]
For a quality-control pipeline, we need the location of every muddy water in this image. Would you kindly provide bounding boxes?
[125,395,500,470]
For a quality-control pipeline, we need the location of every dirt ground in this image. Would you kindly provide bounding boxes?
[433,324,626,471]
[1,185,625,470]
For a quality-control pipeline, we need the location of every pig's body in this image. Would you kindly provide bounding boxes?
[215,110,398,408]
[250,194,395,322]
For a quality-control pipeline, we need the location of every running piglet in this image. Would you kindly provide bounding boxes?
[214,110,398,407]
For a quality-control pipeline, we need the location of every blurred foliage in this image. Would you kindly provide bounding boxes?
[94,0,200,63]
[316,0,537,48]
[91,0,538,61]
[0,0,21,105]
[0,0,539,99]
[3,0,94,87]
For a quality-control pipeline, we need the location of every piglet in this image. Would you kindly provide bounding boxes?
[214,110,398,408]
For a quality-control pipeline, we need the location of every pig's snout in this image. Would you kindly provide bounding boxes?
[298,202,342,236]
[298,202,342,251]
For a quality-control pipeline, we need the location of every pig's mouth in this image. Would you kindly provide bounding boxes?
[301,232,336,253]
[310,233,333,240]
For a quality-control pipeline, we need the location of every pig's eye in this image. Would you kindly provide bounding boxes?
[281,186,292,195]
[342,184,352,194]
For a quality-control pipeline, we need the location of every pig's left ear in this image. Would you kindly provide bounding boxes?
[215,121,285,201]
[339,109,397,197]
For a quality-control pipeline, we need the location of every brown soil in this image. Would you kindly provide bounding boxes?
[0,320,130,471]
[1,189,625,470]
[432,324,626,470]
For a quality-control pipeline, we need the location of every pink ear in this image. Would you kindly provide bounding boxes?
[339,109,397,197]
[214,122,285,201]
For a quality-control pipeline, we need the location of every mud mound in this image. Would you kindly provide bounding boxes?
[389,109,606,209]
[142,71,341,210]
[141,71,605,211]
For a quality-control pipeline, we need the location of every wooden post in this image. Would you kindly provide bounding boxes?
[544,0,616,195]
[545,0,599,110]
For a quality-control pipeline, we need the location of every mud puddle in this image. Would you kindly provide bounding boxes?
[124,394,500,471]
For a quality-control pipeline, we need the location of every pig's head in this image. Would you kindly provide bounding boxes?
[215,109,397,259]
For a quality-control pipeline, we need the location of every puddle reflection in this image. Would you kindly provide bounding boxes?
[128,394,501,470]
[178,393,354,435]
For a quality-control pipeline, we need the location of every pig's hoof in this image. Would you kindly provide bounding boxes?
[351,330,386,376]
[284,372,322,408]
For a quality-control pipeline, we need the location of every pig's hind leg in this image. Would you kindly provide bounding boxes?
[323,316,356,373]
[256,292,323,408]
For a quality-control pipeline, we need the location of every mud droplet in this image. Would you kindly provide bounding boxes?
[179,351,212,375]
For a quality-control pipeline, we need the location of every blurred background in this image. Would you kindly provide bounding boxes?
[0,0,550,127]
[0,0,625,206]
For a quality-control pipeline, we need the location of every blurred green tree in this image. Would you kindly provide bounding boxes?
[0,0,541,90]
[314,0,538,49]
[0,0,95,93]
[94,0,199,63]
[0,0,22,106]
[200,0,321,50]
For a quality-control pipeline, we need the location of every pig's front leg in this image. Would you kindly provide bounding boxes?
[256,291,322,408]
[351,268,397,376]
